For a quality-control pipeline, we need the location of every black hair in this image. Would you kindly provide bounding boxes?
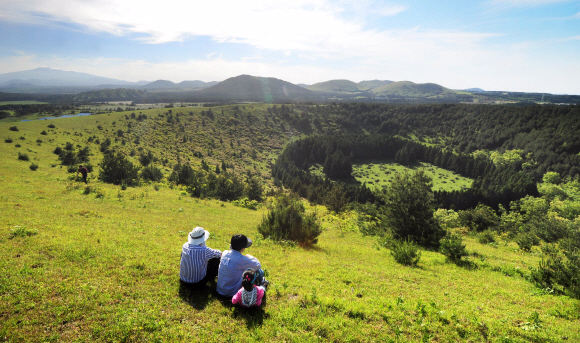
[241,269,256,292]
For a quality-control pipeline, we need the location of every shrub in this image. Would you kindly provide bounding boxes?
[64,142,74,151]
[232,197,258,210]
[477,230,496,244]
[390,239,421,266]
[141,165,163,182]
[67,165,77,173]
[325,185,349,213]
[382,170,444,248]
[53,146,63,155]
[257,194,321,244]
[29,163,39,171]
[440,234,468,263]
[19,136,25,140]
[47,124,56,128]
[457,204,500,232]
[531,246,580,299]
[40,130,47,135]
[18,152,29,161]
[15,144,21,147]
[515,233,539,251]
[9,126,18,131]
[36,139,43,144]
[98,152,140,185]
[4,137,12,143]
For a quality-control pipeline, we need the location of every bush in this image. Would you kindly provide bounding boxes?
[440,234,468,263]
[477,230,496,244]
[457,204,500,232]
[4,137,12,143]
[18,152,29,161]
[40,130,47,135]
[515,233,539,251]
[257,194,321,244]
[9,126,18,131]
[47,123,56,128]
[53,146,63,155]
[15,144,21,148]
[98,152,140,185]
[36,139,43,144]
[141,165,163,182]
[390,239,421,266]
[382,170,444,248]
[325,185,348,213]
[531,246,580,299]
[67,165,77,173]
[29,163,39,171]
[232,197,258,210]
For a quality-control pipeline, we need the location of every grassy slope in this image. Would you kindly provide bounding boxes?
[307,80,367,94]
[1,111,580,342]
[371,81,455,98]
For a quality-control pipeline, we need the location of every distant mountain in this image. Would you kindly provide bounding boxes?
[72,89,148,102]
[357,80,393,90]
[194,75,322,102]
[370,81,454,97]
[307,79,368,94]
[464,88,485,93]
[140,79,219,90]
[1,82,38,89]
[296,83,310,88]
[0,67,137,87]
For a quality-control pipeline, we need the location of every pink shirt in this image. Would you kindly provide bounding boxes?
[232,286,265,307]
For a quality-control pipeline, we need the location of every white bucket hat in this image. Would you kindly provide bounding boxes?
[188,226,209,245]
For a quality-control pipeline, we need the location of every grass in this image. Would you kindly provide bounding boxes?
[1,107,579,342]
[0,101,47,105]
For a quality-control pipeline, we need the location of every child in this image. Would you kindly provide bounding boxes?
[231,269,269,307]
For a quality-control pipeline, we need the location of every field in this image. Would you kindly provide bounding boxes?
[310,160,472,192]
[0,101,47,105]
[1,109,580,342]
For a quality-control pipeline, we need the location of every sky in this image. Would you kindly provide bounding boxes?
[0,0,579,94]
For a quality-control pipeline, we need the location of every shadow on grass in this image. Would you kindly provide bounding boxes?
[217,292,271,329]
[452,259,478,270]
[178,281,217,311]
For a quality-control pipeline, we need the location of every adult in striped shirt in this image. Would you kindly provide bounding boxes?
[179,226,222,287]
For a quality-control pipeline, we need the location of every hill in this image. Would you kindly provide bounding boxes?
[357,80,394,90]
[0,105,579,341]
[307,79,368,94]
[370,81,455,97]
[193,75,322,102]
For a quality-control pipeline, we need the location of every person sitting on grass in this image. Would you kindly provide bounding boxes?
[232,269,269,307]
[179,227,222,288]
[216,234,268,298]
[77,165,89,184]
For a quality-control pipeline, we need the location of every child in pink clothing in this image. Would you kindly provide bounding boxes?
[232,269,268,307]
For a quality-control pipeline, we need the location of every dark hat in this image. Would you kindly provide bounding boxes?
[231,234,252,251]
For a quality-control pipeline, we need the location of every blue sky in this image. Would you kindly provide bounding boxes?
[0,0,579,94]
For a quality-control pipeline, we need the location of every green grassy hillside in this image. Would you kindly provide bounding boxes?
[1,110,580,342]
[307,80,368,94]
[370,81,455,98]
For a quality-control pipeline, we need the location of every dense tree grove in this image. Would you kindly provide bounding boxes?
[293,103,580,181]
[272,134,538,210]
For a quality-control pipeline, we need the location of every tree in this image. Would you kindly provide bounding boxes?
[98,152,140,185]
[382,170,444,248]
[325,185,348,213]
[245,176,264,202]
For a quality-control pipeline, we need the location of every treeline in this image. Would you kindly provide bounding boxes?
[0,104,76,118]
[295,103,580,181]
[273,134,538,210]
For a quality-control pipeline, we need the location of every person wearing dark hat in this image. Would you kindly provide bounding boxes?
[179,226,222,287]
[216,234,266,298]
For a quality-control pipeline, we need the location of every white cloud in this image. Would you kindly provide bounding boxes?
[485,0,572,9]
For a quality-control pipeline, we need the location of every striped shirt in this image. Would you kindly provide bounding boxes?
[179,243,222,283]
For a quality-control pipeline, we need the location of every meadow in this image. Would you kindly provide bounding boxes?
[1,108,579,342]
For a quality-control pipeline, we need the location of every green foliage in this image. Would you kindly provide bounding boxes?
[29,163,38,171]
[4,137,12,143]
[17,152,29,161]
[47,123,56,128]
[232,197,258,210]
[477,230,496,244]
[9,126,18,131]
[139,151,154,167]
[245,176,263,202]
[325,185,348,213]
[140,165,163,182]
[389,239,421,266]
[98,152,140,186]
[531,245,580,299]
[40,130,47,135]
[53,146,63,155]
[457,204,500,232]
[257,194,321,244]
[382,170,444,248]
[439,234,468,263]
[515,233,539,251]
[543,172,562,185]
